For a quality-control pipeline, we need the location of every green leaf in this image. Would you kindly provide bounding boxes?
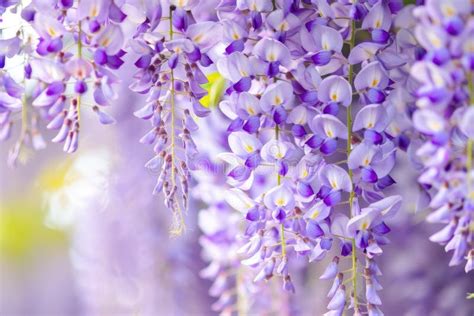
[200,72,226,108]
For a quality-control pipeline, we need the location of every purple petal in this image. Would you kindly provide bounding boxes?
[94,49,108,65]
[74,80,88,94]
[361,167,378,183]
[243,116,260,133]
[305,134,323,148]
[233,77,251,92]
[319,257,338,279]
[320,138,338,155]
[297,181,314,197]
[372,221,390,235]
[260,81,294,112]
[135,54,152,69]
[306,220,324,239]
[109,2,127,22]
[371,29,390,44]
[226,39,245,54]
[272,208,286,222]
[362,1,391,31]
[227,117,244,132]
[311,50,332,66]
[228,165,251,182]
[273,106,287,124]
[367,88,386,103]
[245,152,261,169]
[292,124,306,138]
[353,104,389,132]
[246,207,260,221]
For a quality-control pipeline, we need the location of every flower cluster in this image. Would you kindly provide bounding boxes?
[192,111,279,315]
[409,0,474,272]
[0,0,131,163]
[202,0,411,314]
[26,0,132,152]
[0,3,46,166]
[131,1,222,234]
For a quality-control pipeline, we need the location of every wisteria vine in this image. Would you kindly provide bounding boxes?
[1,0,473,315]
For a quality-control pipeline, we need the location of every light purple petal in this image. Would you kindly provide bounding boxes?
[260,81,294,111]
[318,75,352,107]
[362,1,391,31]
[238,92,261,116]
[460,107,474,139]
[310,114,348,139]
[0,92,22,111]
[222,20,248,42]
[77,0,109,21]
[187,21,222,52]
[263,184,295,211]
[217,52,252,82]
[94,24,124,55]
[348,42,382,65]
[369,195,402,219]
[353,104,389,132]
[260,139,290,162]
[347,208,381,235]
[320,164,352,192]
[310,24,343,52]
[348,142,377,169]
[33,13,67,39]
[228,131,262,157]
[253,37,291,67]
[307,200,330,222]
[354,61,388,91]
[413,109,446,135]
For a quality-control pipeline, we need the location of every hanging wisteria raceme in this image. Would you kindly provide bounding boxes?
[130,0,223,234]
[0,2,47,166]
[409,0,474,273]
[4,0,129,157]
[28,0,132,153]
[192,111,285,315]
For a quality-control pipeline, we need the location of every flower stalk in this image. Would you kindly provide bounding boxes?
[346,19,358,311]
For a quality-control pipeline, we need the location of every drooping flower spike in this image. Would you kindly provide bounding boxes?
[409,0,474,273]
[0,5,47,166]
[130,3,222,234]
[0,0,133,163]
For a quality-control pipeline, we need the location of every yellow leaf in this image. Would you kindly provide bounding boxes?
[200,72,226,108]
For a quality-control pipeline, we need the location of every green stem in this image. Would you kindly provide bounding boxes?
[275,125,286,258]
[169,8,176,186]
[168,6,184,234]
[77,21,82,123]
[346,20,358,311]
[347,20,356,212]
[351,238,358,310]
